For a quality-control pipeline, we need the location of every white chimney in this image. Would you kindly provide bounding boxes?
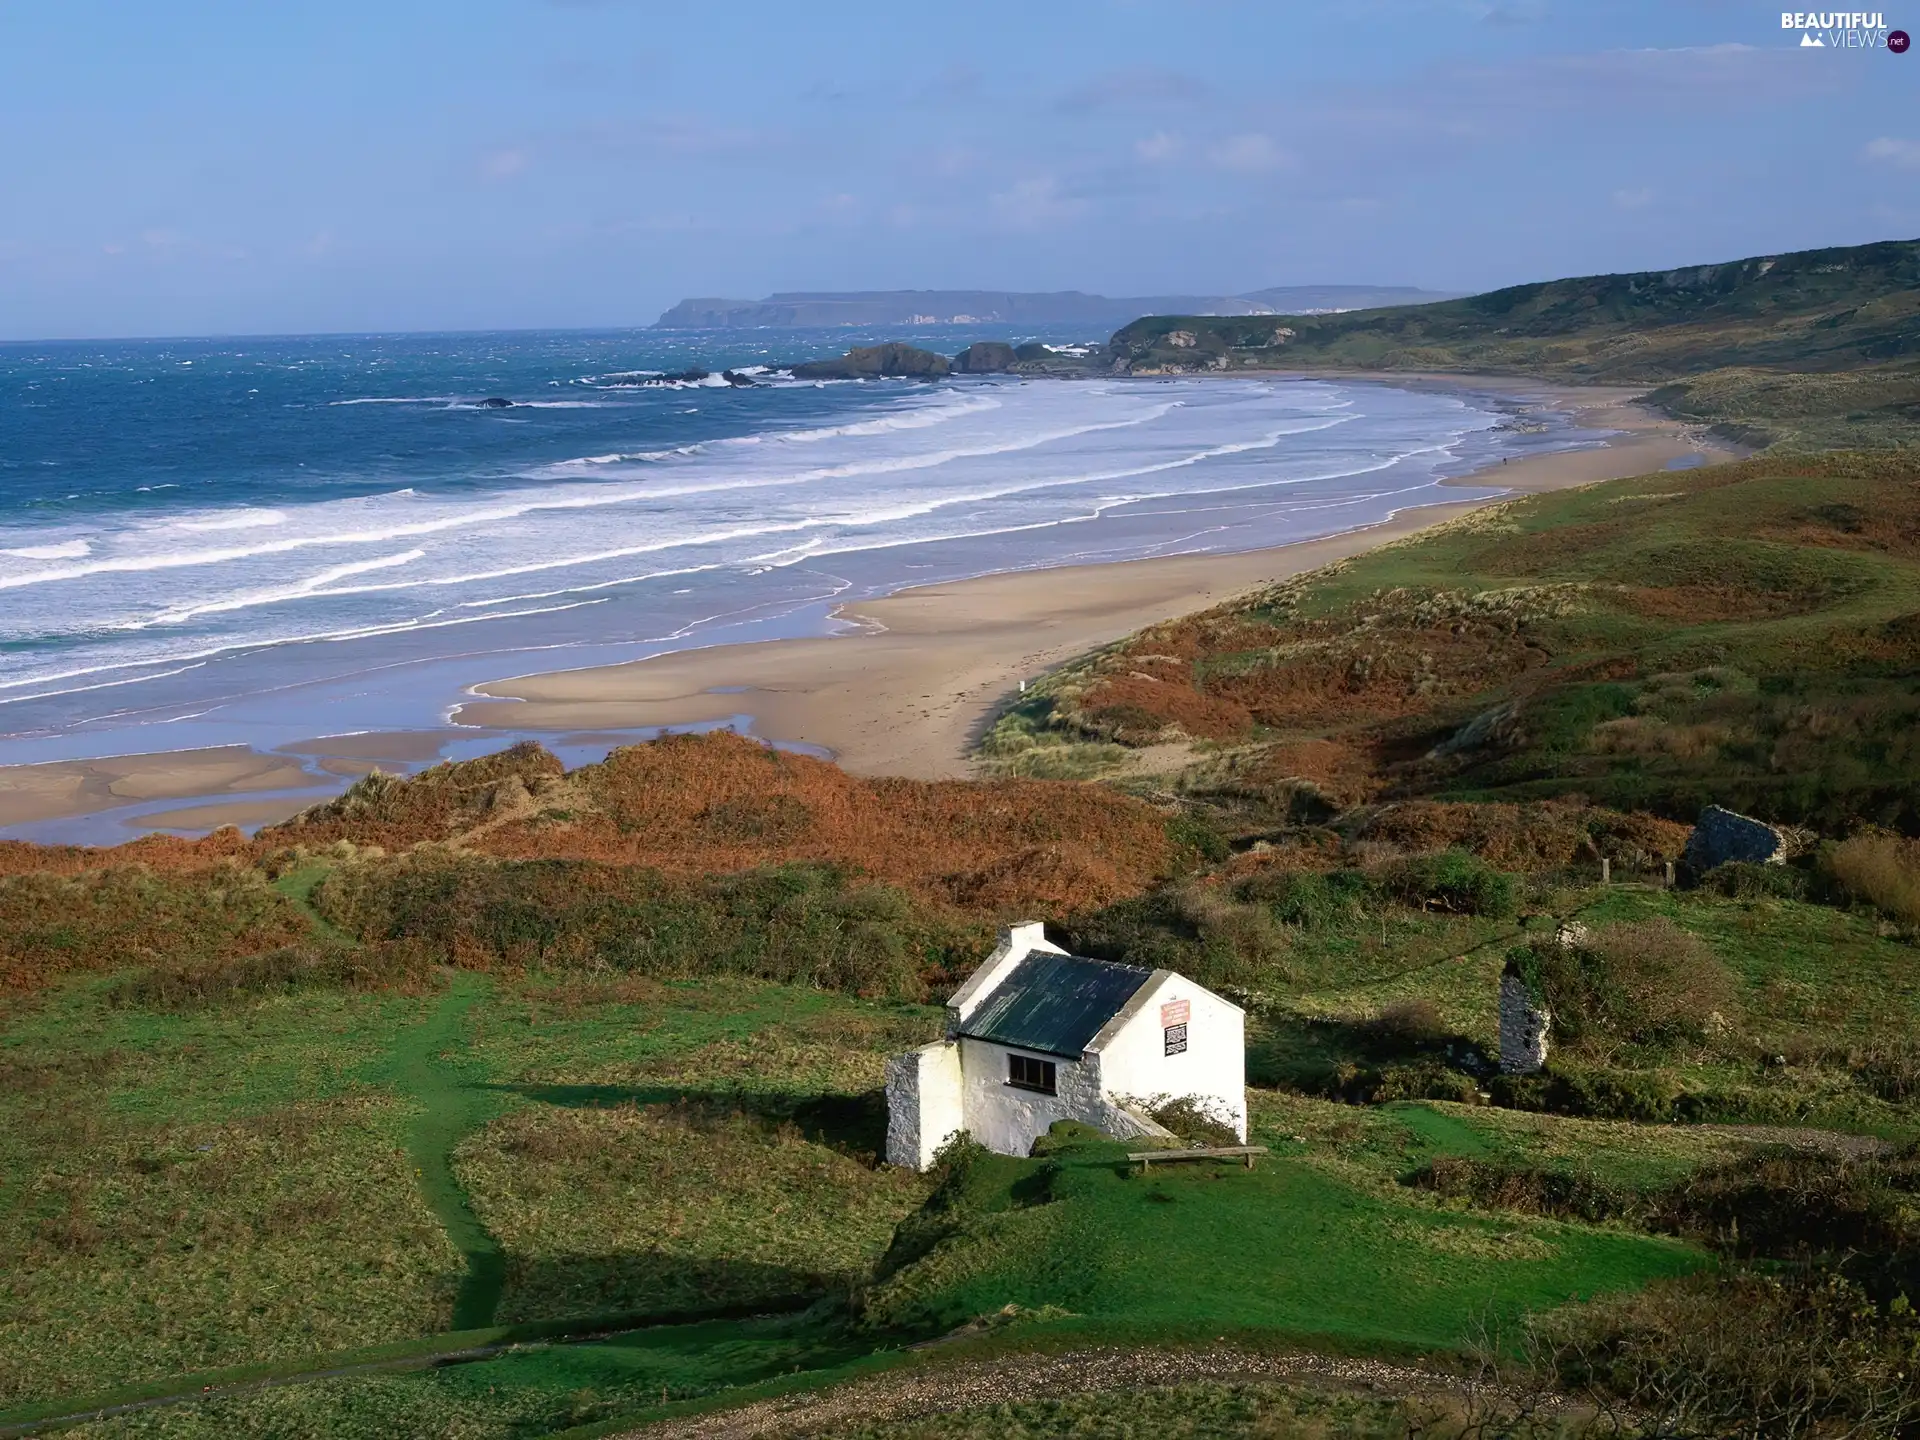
[945,921,1066,1029]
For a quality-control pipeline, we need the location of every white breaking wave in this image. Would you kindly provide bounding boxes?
[172,510,287,533]
[0,376,1510,705]
[329,396,462,405]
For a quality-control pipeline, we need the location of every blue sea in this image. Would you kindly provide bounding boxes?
[0,326,1608,833]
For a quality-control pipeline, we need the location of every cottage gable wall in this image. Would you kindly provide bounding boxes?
[1092,973,1247,1140]
[884,1040,965,1170]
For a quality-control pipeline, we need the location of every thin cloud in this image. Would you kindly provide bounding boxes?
[1135,131,1180,163]
[481,146,532,180]
[1864,137,1920,169]
[1209,133,1293,173]
[1612,187,1654,209]
[990,175,1089,229]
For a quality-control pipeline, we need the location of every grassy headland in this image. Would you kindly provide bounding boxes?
[1109,237,1920,450]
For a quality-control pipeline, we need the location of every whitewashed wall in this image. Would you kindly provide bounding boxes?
[955,1037,1095,1157]
[884,1040,965,1170]
[1092,973,1247,1141]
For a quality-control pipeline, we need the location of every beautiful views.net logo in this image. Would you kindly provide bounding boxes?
[1780,11,1906,48]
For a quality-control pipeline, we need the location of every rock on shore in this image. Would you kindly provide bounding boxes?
[790,343,951,380]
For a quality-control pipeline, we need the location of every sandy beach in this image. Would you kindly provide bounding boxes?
[0,380,1733,832]
[454,384,1733,780]
[0,747,325,830]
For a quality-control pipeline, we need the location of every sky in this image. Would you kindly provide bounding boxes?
[0,0,1915,340]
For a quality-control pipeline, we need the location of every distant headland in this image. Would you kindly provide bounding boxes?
[652,285,1459,330]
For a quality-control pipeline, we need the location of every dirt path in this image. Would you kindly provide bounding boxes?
[613,1344,1537,1439]
[1693,1124,1892,1159]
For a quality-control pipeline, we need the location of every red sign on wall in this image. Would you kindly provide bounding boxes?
[1160,999,1190,1028]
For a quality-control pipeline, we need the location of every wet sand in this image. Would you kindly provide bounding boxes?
[0,747,325,829]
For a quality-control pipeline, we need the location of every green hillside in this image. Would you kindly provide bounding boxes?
[1110,238,1920,450]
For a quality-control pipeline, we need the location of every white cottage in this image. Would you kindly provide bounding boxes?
[884,922,1246,1170]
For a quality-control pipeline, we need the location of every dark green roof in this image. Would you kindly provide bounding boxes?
[958,951,1154,1059]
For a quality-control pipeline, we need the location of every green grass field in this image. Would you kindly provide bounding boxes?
[0,927,1725,1439]
[0,966,939,1419]
[857,1128,1700,1351]
[10,838,1919,1436]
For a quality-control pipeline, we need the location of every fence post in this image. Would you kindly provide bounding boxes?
[1665,861,1676,889]
[1601,857,1611,885]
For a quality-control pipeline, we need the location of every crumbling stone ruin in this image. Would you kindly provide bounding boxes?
[1683,804,1786,872]
[1499,966,1552,1074]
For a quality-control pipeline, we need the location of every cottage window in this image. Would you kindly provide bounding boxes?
[1007,1054,1057,1094]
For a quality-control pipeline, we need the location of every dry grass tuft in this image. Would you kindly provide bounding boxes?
[1830,832,1920,925]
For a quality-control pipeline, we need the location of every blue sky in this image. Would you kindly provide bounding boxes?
[1,0,1915,339]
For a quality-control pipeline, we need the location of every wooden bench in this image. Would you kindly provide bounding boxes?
[1127,1144,1270,1171]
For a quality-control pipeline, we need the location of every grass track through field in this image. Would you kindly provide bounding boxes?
[278,862,511,1328]
[377,972,509,1330]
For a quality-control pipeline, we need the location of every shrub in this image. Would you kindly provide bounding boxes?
[1505,917,1734,1053]
[1169,883,1289,984]
[1366,1060,1482,1105]
[0,864,313,992]
[1851,1038,1920,1102]
[1364,998,1448,1050]
[1533,1269,1920,1439]
[107,942,440,1009]
[314,854,971,1000]
[1550,1065,1685,1123]
[1829,832,1920,924]
[1145,1097,1241,1147]
[1294,1051,1481,1107]
[1410,1155,1637,1225]
[1373,850,1517,918]
[1240,867,1376,928]
[1698,860,1808,901]
[1165,814,1230,865]
[1490,1064,1683,1122]
[1651,1147,1915,1261]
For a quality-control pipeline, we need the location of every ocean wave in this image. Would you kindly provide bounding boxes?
[552,444,704,468]
[171,510,287,533]
[1,539,92,560]
[0,394,1342,601]
[141,549,428,627]
[0,599,611,706]
[528,403,1174,490]
[762,391,1001,445]
[329,396,461,406]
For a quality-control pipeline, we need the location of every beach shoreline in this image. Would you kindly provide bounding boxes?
[453,380,1729,780]
[0,377,1735,834]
